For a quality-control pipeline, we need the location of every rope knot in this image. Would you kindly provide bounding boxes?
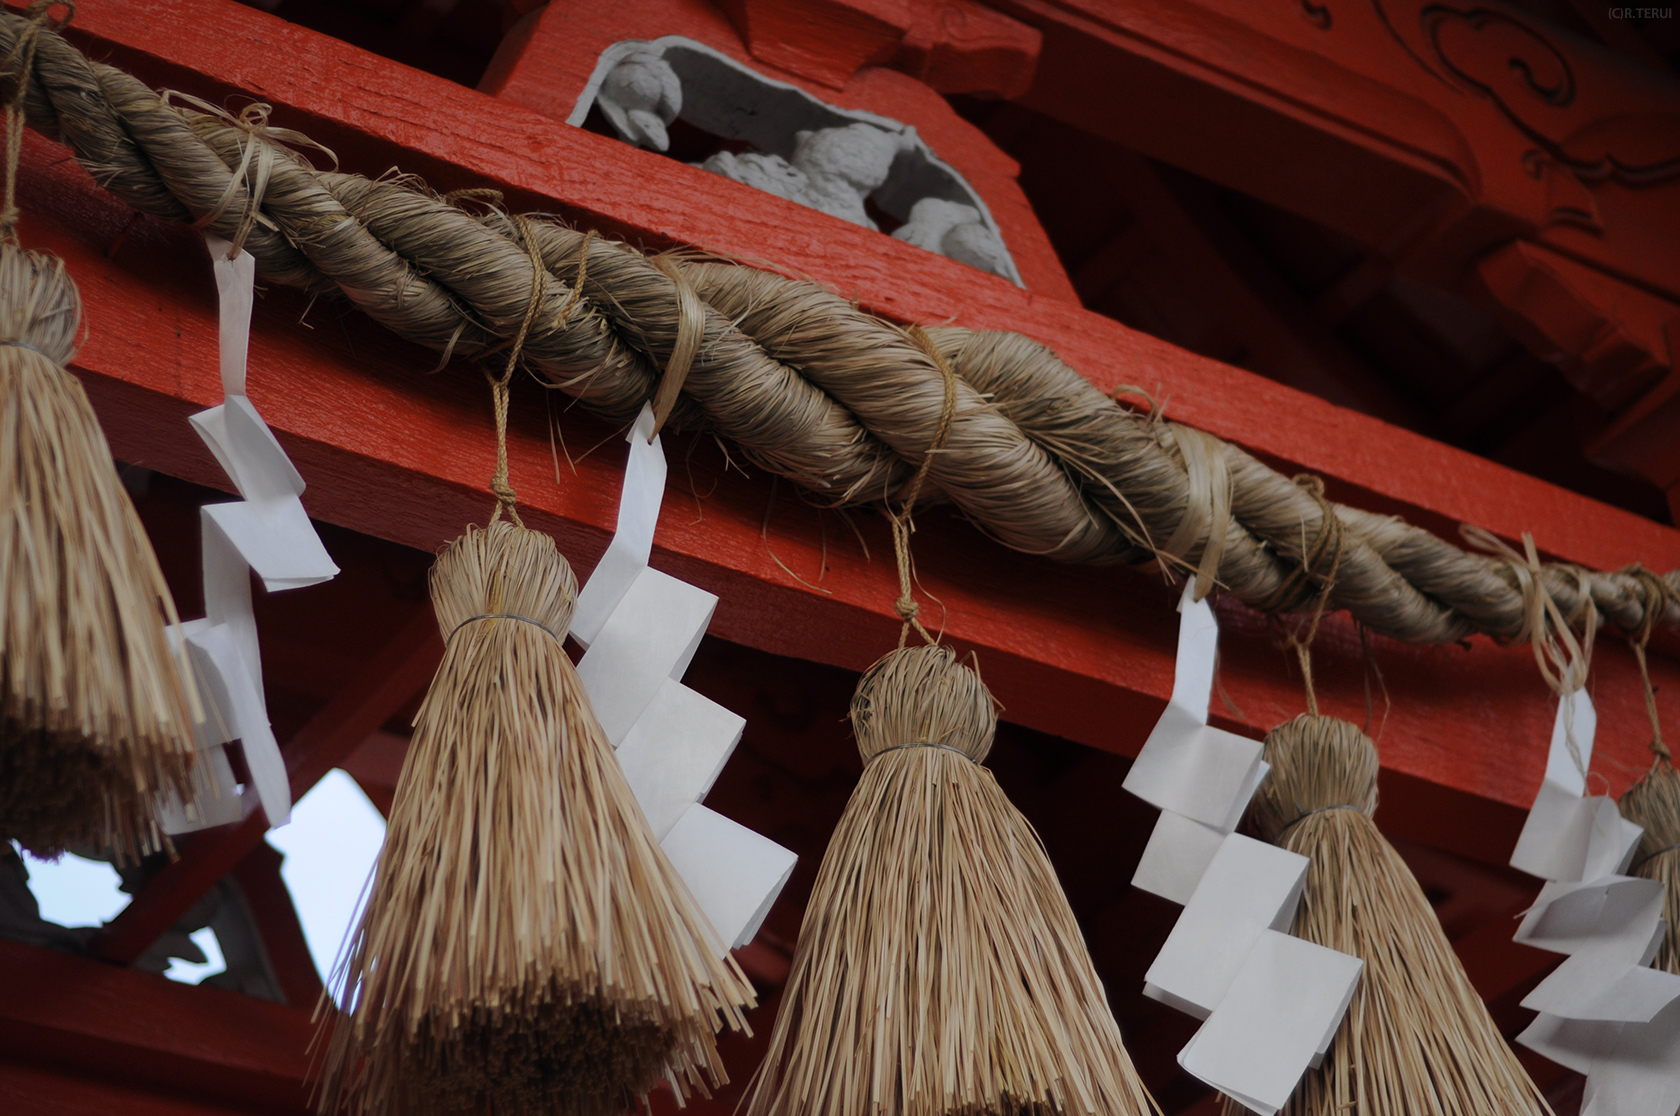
[894,592,920,623]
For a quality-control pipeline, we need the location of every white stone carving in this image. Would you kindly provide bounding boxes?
[596,48,682,153]
[575,37,1021,284]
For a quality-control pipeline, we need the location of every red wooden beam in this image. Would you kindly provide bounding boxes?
[10,0,1680,823]
[0,939,314,1115]
[86,607,442,966]
[229,842,325,1009]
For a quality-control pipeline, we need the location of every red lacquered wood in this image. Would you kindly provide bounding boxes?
[45,0,1680,578]
[9,95,1680,826]
[0,1060,285,1116]
[6,3,1679,824]
[481,0,1077,302]
[229,843,325,1009]
[711,0,1042,97]
[0,939,315,1114]
[86,607,441,965]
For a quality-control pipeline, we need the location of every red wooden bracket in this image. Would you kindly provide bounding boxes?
[85,608,442,967]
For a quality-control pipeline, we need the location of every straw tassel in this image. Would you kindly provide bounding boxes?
[1618,570,1679,978]
[744,644,1159,1116]
[316,519,753,1115]
[1620,758,1679,976]
[1228,714,1550,1116]
[0,240,198,861]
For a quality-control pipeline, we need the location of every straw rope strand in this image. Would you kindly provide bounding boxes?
[2,11,1676,648]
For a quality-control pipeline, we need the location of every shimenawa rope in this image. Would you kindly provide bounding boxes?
[1,10,1676,652]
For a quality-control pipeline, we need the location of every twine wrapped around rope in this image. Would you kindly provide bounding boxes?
[2,10,1677,648]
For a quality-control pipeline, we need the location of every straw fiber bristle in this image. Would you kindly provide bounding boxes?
[1226,714,1550,1116]
[317,520,753,1116]
[0,242,197,861]
[744,644,1160,1116]
[1619,758,1679,974]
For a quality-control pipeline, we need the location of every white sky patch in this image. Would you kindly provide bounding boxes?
[164,926,227,984]
[267,768,386,998]
[18,847,227,985]
[18,847,129,927]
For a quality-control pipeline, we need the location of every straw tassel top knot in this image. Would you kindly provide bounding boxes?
[1249,713,1380,844]
[430,519,577,640]
[850,644,997,764]
[0,244,78,364]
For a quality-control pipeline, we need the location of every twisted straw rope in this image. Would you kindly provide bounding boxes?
[4,12,1676,646]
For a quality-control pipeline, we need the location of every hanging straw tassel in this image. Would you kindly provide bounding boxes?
[1618,569,1679,976]
[316,518,754,1116]
[1227,714,1549,1116]
[1621,759,1679,975]
[0,242,198,860]
[744,644,1159,1116]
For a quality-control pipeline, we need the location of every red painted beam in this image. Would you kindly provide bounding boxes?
[8,1,1680,823]
[86,607,441,966]
[230,842,325,1009]
[0,939,314,1115]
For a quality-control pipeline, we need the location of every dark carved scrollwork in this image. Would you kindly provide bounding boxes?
[1373,0,1680,187]
[1422,8,1575,109]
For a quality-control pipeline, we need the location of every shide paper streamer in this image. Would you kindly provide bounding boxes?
[1512,688,1680,1116]
[572,405,796,951]
[158,232,339,835]
[1127,579,1363,1116]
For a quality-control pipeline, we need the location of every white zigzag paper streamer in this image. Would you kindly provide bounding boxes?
[157,232,339,835]
[572,405,796,954]
[1127,578,1362,1116]
[1511,689,1680,1116]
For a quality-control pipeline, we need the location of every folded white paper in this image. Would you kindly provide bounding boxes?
[1132,759,1270,906]
[181,616,290,828]
[661,803,798,954]
[575,567,718,746]
[571,404,665,648]
[162,232,340,834]
[1525,951,1680,1024]
[1520,1011,1612,1076]
[1144,833,1309,1019]
[1124,580,1264,829]
[1577,997,1680,1116]
[1527,998,1680,1116]
[208,232,256,397]
[616,678,745,840]
[1515,876,1665,956]
[1511,689,1604,881]
[1177,929,1364,1116]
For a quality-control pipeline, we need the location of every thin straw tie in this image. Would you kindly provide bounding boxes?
[485,216,554,528]
[889,324,958,649]
[1626,564,1676,762]
[1277,475,1346,717]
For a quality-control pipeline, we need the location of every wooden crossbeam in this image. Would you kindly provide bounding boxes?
[85,608,441,966]
[11,0,1679,822]
[0,939,314,1114]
